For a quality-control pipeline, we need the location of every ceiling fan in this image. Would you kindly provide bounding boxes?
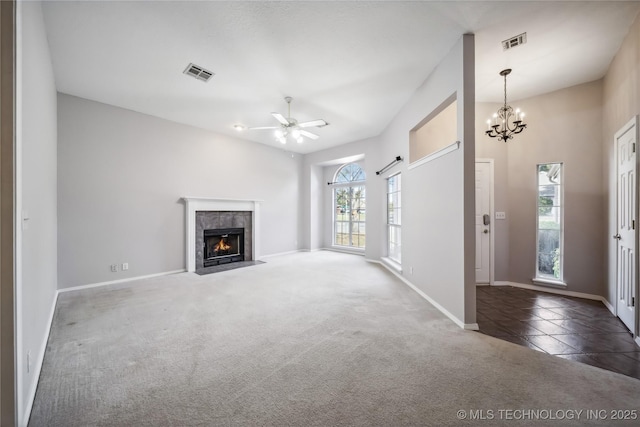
[248,96,329,144]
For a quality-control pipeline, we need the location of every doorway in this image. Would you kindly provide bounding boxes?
[615,116,638,335]
[475,160,493,284]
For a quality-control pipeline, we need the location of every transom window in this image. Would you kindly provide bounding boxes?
[335,163,365,183]
[536,163,563,282]
[333,163,366,248]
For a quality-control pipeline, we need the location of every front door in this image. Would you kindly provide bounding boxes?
[616,117,638,334]
[476,161,492,284]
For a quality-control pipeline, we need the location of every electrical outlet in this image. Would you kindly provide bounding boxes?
[122,263,129,271]
[27,350,31,373]
[110,264,118,272]
[495,212,506,220]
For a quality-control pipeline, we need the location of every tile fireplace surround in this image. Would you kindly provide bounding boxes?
[182,197,261,272]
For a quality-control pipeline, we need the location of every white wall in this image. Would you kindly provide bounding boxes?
[309,164,323,250]
[301,35,476,327]
[57,94,302,288]
[376,35,475,325]
[17,1,58,424]
[604,13,640,314]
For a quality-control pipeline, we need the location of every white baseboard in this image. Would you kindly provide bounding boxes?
[23,290,59,426]
[259,249,305,259]
[377,261,476,330]
[494,281,615,315]
[366,257,402,273]
[600,298,615,315]
[492,281,510,287]
[379,257,402,274]
[58,269,186,293]
[322,246,365,256]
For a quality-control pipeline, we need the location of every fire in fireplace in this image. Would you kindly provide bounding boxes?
[203,228,245,267]
[214,237,231,253]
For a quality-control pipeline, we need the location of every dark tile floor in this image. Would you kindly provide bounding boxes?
[477,285,640,380]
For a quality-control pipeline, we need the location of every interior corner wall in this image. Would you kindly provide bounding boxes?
[57,94,302,288]
[17,1,58,424]
[603,13,640,307]
[309,164,322,250]
[376,34,475,326]
[302,138,381,259]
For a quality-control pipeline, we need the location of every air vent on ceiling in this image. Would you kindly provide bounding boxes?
[183,63,214,82]
[502,32,527,51]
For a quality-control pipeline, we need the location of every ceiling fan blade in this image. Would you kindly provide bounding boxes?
[271,113,289,125]
[298,119,328,128]
[300,130,319,140]
[248,126,279,130]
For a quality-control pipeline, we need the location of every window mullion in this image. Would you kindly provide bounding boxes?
[333,163,366,249]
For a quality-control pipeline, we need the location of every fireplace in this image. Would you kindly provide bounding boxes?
[203,228,245,267]
[183,198,259,272]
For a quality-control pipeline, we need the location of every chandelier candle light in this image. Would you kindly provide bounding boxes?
[485,69,526,142]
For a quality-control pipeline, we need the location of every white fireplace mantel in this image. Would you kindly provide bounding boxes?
[182,197,262,272]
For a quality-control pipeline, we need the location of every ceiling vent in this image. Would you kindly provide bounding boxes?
[183,63,214,82]
[502,32,527,51]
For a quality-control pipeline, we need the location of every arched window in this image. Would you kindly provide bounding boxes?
[333,163,366,248]
[335,163,365,183]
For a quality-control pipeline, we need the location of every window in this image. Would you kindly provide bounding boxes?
[334,163,366,249]
[536,163,563,281]
[387,173,401,263]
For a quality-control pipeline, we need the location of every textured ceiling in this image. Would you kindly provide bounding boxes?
[41,1,640,154]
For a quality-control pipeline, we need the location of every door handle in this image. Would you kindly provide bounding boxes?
[613,234,621,240]
[483,214,490,226]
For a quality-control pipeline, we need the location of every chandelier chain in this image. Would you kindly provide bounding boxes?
[503,73,508,108]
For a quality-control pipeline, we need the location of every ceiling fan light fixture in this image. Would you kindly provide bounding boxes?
[247,96,329,146]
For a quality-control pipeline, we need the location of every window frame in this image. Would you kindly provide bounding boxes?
[332,163,366,249]
[535,162,564,284]
[387,172,401,264]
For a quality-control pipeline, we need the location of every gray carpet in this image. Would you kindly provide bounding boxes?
[29,251,640,426]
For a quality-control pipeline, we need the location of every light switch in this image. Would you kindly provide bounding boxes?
[495,212,506,220]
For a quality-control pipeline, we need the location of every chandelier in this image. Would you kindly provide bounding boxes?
[485,69,526,142]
